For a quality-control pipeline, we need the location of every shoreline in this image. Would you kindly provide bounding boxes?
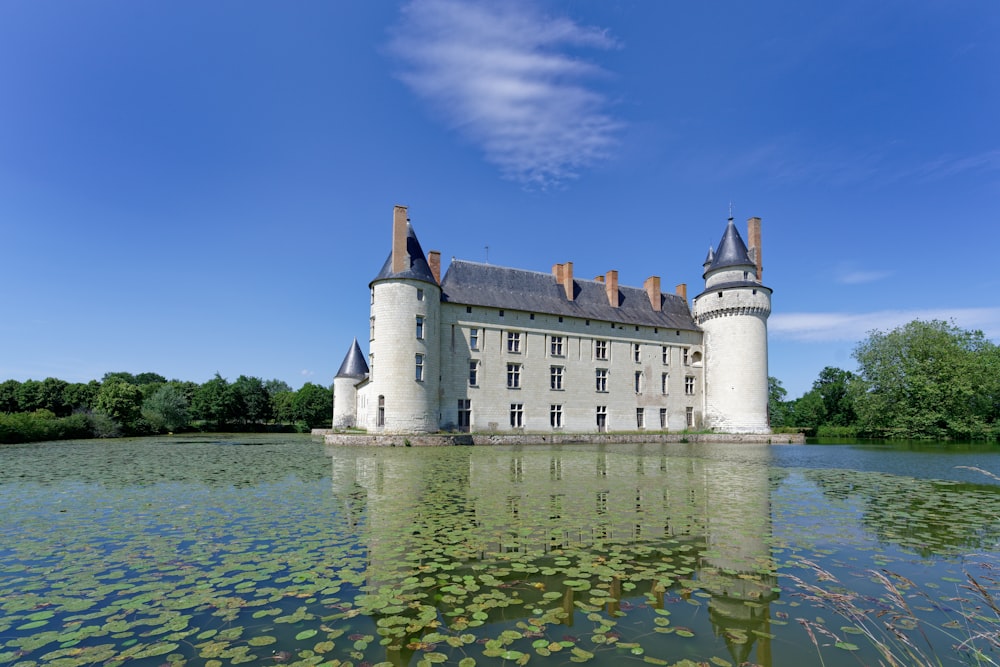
[314,430,805,446]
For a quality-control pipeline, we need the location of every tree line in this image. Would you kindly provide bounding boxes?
[0,372,332,444]
[769,319,1000,441]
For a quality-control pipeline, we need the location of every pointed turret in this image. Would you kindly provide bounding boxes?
[708,217,754,272]
[372,207,438,285]
[336,338,369,379]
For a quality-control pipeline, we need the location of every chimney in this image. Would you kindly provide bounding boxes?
[747,216,762,281]
[594,275,605,283]
[644,276,662,312]
[675,283,687,301]
[428,250,441,285]
[605,270,619,307]
[391,205,409,274]
[552,262,574,301]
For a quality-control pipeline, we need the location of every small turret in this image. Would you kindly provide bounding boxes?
[332,338,369,429]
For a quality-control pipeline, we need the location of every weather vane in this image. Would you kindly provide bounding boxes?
[728,201,734,219]
[484,245,490,263]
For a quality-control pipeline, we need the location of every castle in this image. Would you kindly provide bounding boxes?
[332,205,772,435]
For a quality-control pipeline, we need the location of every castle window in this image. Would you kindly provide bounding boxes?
[370,317,375,341]
[636,408,645,429]
[683,348,690,365]
[686,406,694,428]
[633,343,641,363]
[595,368,608,393]
[550,366,564,390]
[530,313,535,320]
[510,403,523,428]
[550,404,563,428]
[466,306,472,314]
[634,371,643,394]
[457,399,471,431]
[469,360,479,386]
[718,292,723,298]
[415,354,424,381]
[684,375,695,395]
[370,288,375,304]
[558,316,563,323]
[507,331,522,353]
[469,328,479,351]
[417,288,424,301]
[499,310,504,317]
[595,339,608,360]
[550,335,564,357]
[507,363,521,388]
[377,395,385,427]
[744,271,749,280]
[661,373,669,395]
[596,406,607,432]
[662,346,669,364]
[753,289,757,295]
[660,408,667,428]
[415,316,424,340]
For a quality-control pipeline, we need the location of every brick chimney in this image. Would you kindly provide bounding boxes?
[428,250,441,284]
[552,262,574,301]
[391,205,408,274]
[747,216,762,281]
[644,276,661,312]
[594,275,605,283]
[675,283,687,301]
[605,270,619,307]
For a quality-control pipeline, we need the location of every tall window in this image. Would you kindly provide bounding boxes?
[370,317,375,340]
[469,360,479,386]
[510,403,524,428]
[661,373,669,395]
[595,369,608,392]
[685,375,695,395]
[507,363,521,388]
[634,371,643,394]
[636,408,645,429]
[662,346,669,365]
[550,366,564,390]
[686,406,694,428]
[550,335,564,357]
[633,343,641,363]
[507,331,521,353]
[415,354,424,381]
[457,399,471,431]
[683,348,690,365]
[595,339,608,360]
[415,316,424,339]
[596,406,607,432]
[377,395,385,427]
[469,328,479,351]
[550,404,563,428]
[417,288,424,301]
[659,408,667,429]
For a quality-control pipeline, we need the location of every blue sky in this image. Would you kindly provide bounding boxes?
[1,1,997,399]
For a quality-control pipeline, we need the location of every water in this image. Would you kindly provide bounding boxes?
[1,434,998,666]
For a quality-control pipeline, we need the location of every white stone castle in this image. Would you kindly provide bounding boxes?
[332,205,772,435]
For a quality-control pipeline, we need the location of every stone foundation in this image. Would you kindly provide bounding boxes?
[314,430,805,447]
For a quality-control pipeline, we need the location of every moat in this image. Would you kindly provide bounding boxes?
[1,434,998,666]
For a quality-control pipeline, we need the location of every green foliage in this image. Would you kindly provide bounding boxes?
[230,375,274,425]
[15,379,44,413]
[0,379,20,413]
[0,410,95,444]
[852,319,999,440]
[95,379,144,434]
[291,382,332,429]
[142,383,191,433]
[64,381,100,413]
[264,378,293,396]
[768,376,788,427]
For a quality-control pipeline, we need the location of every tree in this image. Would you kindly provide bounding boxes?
[191,374,238,425]
[768,376,789,427]
[15,379,44,413]
[853,319,999,439]
[142,383,191,432]
[95,379,144,433]
[230,375,274,425]
[64,381,100,413]
[292,383,333,429]
[0,380,20,413]
[264,379,293,396]
[39,377,70,416]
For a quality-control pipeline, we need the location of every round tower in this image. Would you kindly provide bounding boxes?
[367,205,441,433]
[692,216,772,434]
[333,338,369,429]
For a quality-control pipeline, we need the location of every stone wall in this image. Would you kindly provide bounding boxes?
[318,431,804,447]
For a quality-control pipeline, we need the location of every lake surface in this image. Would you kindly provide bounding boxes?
[2,435,999,667]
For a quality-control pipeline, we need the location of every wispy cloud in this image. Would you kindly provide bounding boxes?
[834,264,892,285]
[389,0,622,187]
[771,307,1000,343]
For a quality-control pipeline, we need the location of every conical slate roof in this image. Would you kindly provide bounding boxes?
[708,218,754,271]
[335,338,369,379]
[371,222,437,285]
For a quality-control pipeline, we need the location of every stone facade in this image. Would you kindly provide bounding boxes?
[333,206,773,435]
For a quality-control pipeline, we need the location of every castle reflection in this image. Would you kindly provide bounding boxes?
[328,443,780,666]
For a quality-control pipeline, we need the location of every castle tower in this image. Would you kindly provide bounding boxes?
[332,338,368,429]
[366,205,441,433]
[692,216,772,433]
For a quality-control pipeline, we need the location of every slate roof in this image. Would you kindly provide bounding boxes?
[693,279,772,301]
[371,222,437,285]
[707,218,755,272]
[440,260,699,331]
[335,338,369,379]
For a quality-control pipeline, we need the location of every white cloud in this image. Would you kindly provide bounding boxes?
[771,307,1000,343]
[389,0,622,187]
[835,267,892,285]
[300,369,315,377]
